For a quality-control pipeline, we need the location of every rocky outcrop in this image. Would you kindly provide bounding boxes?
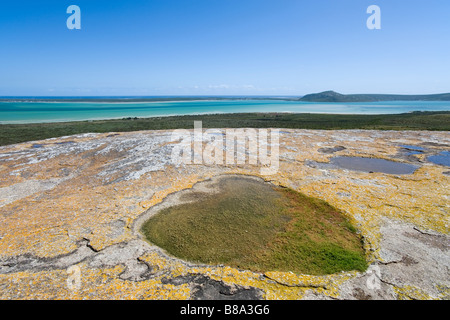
[0,129,448,299]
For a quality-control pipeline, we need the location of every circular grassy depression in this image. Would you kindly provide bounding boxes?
[140,175,367,275]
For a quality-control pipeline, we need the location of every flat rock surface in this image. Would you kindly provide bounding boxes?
[0,129,448,300]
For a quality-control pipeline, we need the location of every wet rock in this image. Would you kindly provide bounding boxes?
[318,146,346,154]
[163,274,264,300]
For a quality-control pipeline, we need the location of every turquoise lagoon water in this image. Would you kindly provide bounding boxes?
[0,99,449,124]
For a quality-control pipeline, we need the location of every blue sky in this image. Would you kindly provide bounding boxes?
[1,0,449,96]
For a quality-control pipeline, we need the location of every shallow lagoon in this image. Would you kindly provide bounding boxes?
[1,99,450,124]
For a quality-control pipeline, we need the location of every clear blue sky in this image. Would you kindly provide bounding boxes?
[1,0,449,96]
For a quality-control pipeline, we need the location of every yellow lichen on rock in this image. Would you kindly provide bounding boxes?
[0,129,448,299]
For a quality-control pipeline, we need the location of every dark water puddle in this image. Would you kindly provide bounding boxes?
[396,144,450,169]
[398,145,426,151]
[307,156,418,174]
[31,144,44,148]
[398,145,426,156]
[427,151,450,167]
[318,146,346,154]
[328,156,418,174]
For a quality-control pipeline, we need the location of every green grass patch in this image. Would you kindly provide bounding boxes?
[140,176,367,275]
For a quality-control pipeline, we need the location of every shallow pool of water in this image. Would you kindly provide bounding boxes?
[427,151,450,167]
[398,145,426,151]
[330,156,418,174]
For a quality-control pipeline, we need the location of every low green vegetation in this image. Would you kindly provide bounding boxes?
[141,176,367,275]
[1,111,449,146]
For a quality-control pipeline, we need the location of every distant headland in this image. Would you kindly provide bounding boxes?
[299,91,450,102]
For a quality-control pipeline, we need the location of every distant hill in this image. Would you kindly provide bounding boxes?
[300,91,450,102]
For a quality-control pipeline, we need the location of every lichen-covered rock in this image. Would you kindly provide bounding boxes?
[0,129,448,299]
